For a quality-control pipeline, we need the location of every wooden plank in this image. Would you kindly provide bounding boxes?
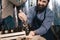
[0,35,26,40]
[0,31,25,38]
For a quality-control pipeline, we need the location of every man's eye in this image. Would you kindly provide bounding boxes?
[43,1,46,3]
[39,0,41,1]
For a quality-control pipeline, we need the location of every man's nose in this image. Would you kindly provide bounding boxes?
[38,2,43,5]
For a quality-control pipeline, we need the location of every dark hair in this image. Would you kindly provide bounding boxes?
[37,0,50,2]
[48,0,50,2]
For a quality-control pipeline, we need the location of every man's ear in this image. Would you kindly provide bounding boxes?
[9,0,27,6]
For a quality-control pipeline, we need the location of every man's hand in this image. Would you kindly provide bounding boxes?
[18,10,27,23]
[29,31,35,36]
[28,31,46,40]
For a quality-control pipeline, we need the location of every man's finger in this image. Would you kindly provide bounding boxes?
[19,10,23,13]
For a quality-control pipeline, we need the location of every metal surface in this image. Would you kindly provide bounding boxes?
[14,6,18,28]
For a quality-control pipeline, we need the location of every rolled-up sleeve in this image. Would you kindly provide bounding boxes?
[35,10,54,35]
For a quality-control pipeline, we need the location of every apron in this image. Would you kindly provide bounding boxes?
[29,11,46,31]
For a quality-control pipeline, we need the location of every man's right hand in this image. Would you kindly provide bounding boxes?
[18,10,27,23]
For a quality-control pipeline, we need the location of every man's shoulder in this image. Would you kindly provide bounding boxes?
[46,7,52,12]
[46,7,54,16]
[46,7,54,14]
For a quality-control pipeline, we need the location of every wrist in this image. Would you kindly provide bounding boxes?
[33,31,36,35]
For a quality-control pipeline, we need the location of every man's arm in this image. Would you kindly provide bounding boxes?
[35,10,54,35]
[9,0,27,6]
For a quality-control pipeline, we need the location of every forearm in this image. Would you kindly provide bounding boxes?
[34,26,47,35]
[34,15,54,35]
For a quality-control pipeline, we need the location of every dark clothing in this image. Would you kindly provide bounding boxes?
[26,6,55,40]
[29,10,46,31]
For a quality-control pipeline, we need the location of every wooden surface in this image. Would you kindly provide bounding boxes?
[0,31,26,40]
[0,31,46,40]
[0,35,46,40]
[0,31,25,38]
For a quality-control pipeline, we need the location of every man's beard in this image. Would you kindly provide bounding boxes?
[35,4,47,13]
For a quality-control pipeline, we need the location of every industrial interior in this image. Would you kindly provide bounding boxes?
[0,0,60,40]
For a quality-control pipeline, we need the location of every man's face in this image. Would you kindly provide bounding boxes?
[36,0,49,12]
